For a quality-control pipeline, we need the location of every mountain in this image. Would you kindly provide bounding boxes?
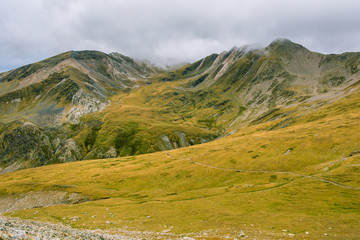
[0,51,162,172]
[1,39,360,175]
[0,39,360,238]
[153,38,360,130]
[0,50,217,173]
[0,50,157,125]
[2,39,360,173]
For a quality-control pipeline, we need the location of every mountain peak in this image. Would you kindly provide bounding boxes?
[269,38,294,45]
[69,50,109,60]
[266,38,308,54]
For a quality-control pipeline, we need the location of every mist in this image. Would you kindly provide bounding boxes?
[1,0,360,71]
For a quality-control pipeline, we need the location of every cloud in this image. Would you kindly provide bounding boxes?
[1,0,360,71]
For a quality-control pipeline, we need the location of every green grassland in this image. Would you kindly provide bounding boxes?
[1,87,360,239]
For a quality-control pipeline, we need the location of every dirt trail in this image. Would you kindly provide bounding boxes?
[165,152,360,191]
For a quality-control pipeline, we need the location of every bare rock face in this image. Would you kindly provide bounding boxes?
[160,134,173,150]
[84,146,118,160]
[158,132,215,151]
[66,90,108,124]
[104,147,118,158]
[53,139,82,163]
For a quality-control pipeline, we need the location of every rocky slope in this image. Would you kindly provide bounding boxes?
[1,39,360,173]
[0,216,253,240]
[0,216,133,239]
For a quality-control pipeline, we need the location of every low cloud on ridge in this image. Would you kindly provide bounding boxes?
[1,0,360,71]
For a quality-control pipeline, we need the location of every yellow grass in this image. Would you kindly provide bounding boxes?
[1,90,360,239]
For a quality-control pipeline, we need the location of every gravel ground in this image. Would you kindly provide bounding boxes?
[0,216,255,240]
[0,216,135,239]
[0,216,192,240]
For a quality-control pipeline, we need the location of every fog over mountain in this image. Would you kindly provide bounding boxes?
[1,0,360,71]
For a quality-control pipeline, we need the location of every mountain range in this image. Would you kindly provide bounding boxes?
[0,39,360,239]
[1,38,360,173]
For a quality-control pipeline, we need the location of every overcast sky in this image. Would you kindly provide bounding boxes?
[1,0,360,72]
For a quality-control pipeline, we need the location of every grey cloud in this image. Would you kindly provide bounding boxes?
[1,0,360,71]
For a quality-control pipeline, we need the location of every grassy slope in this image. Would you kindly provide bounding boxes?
[73,78,220,159]
[1,89,360,239]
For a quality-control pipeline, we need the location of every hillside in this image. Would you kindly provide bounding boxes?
[1,88,360,238]
[0,50,157,124]
[0,39,360,238]
[2,39,360,174]
[0,50,223,173]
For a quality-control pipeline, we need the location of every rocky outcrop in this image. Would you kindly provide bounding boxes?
[158,131,215,151]
[84,146,118,160]
[53,139,82,163]
[66,90,108,124]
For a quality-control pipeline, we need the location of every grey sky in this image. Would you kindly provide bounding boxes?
[1,0,360,72]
